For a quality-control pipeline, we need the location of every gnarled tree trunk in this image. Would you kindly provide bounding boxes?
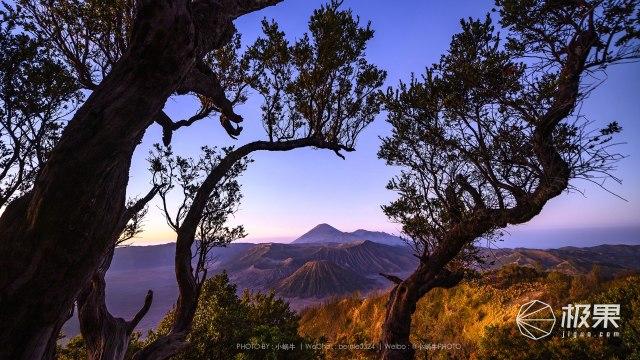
[380,266,463,360]
[0,0,283,357]
[380,277,420,360]
[77,249,153,360]
[0,1,196,358]
[379,22,596,360]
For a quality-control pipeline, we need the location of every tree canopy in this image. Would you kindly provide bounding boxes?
[378,1,640,358]
[0,7,80,207]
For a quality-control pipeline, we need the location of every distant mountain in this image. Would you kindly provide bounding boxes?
[478,244,640,277]
[223,242,308,272]
[292,223,406,247]
[109,242,256,272]
[110,243,175,271]
[351,229,406,246]
[293,224,358,244]
[223,243,304,288]
[553,244,640,270]
[276,260,376,298]
[219,240,418,295]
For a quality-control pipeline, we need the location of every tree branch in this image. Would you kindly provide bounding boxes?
[156,110,215,146]
[138,136,356,359]
[225,0,284,19]
[430,270,464,290]
[176,64,244,138]
[379,273,403,285]
[117,185,161,237]
[127,290,154,333]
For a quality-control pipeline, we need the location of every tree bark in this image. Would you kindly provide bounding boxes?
[0,1,197,358]
[380,277,420,360]
[380,266,463,360]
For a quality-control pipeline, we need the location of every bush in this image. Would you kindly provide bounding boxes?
[149,271,320,360]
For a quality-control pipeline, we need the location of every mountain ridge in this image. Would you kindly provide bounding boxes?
[291,223,406,246]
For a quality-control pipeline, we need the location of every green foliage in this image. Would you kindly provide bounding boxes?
[477,324,609,360]
[56,336,87,360]
[149,272,320,360]
[148,144,249,278]
[591,276,640,359]
[150,271,250,359]
[379,0,638,268]
[490,264,545,288]
[476,274,640,360]
[56,273,315,360]
[56,332,144,360]
[16,0,137,88]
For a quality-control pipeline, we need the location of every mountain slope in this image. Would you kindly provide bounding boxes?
[351,229,405,246]
[218,240,417,293]
[311,240,417,275]
[61,241,640,340]
[298,271,640,359]
[276,260,375,298]
[223,242,307,271]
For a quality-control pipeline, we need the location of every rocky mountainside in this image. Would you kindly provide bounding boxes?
[276,260,376,298]
[218,240,418,296]
[311,240,416,275]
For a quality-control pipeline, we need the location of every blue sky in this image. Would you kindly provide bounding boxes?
[126,0,640,247]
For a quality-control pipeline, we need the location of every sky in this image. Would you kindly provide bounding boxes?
[125,0,640,247]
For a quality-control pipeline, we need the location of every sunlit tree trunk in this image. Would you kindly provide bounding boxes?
[380,279,420,360]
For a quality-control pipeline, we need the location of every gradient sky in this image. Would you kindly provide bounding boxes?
[125,0,640,246]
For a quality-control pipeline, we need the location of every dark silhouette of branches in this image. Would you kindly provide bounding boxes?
[135,2,385,358]
[0,8,80,207]
[76,187,160,360]
[17,0,247,137]
[151,144,249,287]
[0,0,288,357]
[378,1,640,359]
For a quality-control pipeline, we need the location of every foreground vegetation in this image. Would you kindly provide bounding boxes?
[59,272,320,360]
[58,265,640,359]
[299,266,640,360]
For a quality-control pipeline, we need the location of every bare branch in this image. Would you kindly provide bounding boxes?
[127,290,154,332]
[379,273,403,285]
